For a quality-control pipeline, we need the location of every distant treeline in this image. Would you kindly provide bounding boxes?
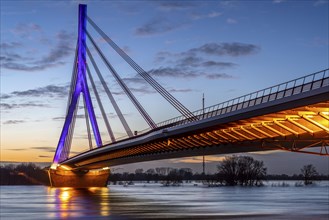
[109,172,329,183]
[109,160,328,186]
[1,159,328,186]
[267,174,328,180]
[110,156,328,186]
[0,163,49,185]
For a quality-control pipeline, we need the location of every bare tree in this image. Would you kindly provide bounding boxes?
[217,156,267,186]
[301,164,318,185]
[217,156,239,186]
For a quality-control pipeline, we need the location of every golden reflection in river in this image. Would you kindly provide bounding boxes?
[47,187,111,218]
[89,187,111,216]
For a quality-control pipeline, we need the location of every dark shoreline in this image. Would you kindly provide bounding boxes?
[1,163,328,186]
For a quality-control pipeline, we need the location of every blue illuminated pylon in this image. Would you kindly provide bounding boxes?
[53,4,102,165]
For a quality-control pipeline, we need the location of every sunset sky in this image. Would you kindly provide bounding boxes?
[1,0,328,174]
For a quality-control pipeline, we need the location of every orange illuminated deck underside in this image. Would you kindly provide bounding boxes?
[103,102,329,157]
[64,101,328,170]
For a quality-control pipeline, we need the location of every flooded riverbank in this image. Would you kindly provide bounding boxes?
[1,181,328,219]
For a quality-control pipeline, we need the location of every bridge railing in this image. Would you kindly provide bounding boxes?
[156,69,329,128]
[102,69,328,145]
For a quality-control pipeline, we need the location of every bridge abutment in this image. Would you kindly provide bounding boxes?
[48,169,110,188]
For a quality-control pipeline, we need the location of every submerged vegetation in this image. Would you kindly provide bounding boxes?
[301,164,318,185]
[216,156,267,186]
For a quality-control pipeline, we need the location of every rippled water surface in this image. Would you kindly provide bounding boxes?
[1,181,328,219]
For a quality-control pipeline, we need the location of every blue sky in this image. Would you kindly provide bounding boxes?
[1,0,328,174]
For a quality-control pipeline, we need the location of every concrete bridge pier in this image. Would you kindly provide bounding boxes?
[48,168,110,188]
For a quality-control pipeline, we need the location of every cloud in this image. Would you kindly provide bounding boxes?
[176,55,236,68]
[155,51,237,69]
[10,85,69,98]
[176,55,203,67]
[149,67,199,78]
[149,41,255,80]
[154,42,258,74]
[313,0,328,6]
[52,116,68,121]
[31,146,56,153]
[35,31,74,65]
[1,94,12,99]
[227,18,237,24]
[201,61,236,68]
[0,42,22,49]
[115,76,192,95]
[272,0,285,3]
[0,52,26,63]
[205,73,233,79]
[135,17,185,36]
[131,87,156,94]
[111,82,157,95]
[0,85,69,110]
[1,62,65,72]
[6,148,27,151]
[1,102,49,110]
[219,0,239,8]
[208,11,221,18]
[11,23,42,38]
[190,42,260,56]
[149,67,232,80]
[154,51,173,63]
[157,1,198,11]
[114,1,146,15]
[0,55,17,63]
[38,155,51,158]
[123,77,148,85]
[1,9,37,16]
[52,114,90,121]
[151,42,253,80]
[3,120,25,125]
[168,88,194,93]
[0,103,12,110]
[190,11,222,20]
[1,29,74,72]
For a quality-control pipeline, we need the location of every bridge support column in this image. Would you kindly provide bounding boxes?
[48,168,110,188]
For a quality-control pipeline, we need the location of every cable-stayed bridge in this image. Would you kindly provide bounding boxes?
[48,5,329,187]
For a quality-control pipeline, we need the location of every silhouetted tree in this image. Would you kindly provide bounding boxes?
[179,168,193,181]
[144,168,156,182]
[301,164,318,185]
[217,156,239,186]
[217,156,267,186]
[146,168,155,175]
[0,163,49,185]
[135,169,144,174]
[134,169,145,181]
[156,167,173,176]
[165,169,182,185]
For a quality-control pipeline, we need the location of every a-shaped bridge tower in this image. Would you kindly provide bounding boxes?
[49,4,196,187]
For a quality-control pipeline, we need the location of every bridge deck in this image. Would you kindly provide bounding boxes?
[59,75,329,170]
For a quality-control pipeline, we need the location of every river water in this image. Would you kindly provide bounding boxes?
[1,181,328,219]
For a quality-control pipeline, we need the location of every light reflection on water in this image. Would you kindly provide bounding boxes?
[0,181,328,219]
[46,187,113,219]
